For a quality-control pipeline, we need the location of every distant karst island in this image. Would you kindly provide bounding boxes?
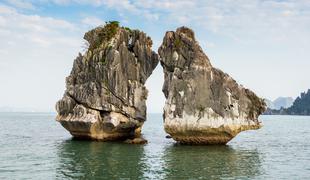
[264,89,310,116]
[55,21,266,145]
[265,97,294,110]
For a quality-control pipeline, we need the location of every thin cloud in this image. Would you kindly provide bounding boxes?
[5,0,35,10]
[0,4,82,56]
[39,0,310,44]
[81,16,104,27]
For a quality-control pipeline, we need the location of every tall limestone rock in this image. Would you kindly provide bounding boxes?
[159,27,266,144]
[56,22,159,140]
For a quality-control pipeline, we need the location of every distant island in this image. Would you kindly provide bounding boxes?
[265,97,294,110]
[264,89,310,115]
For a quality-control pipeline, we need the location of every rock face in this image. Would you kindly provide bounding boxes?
[159,27,266,144]
[56,22,159,140]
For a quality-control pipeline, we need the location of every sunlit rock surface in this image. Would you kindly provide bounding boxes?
[56,22,159,140]
[159,27,266,144]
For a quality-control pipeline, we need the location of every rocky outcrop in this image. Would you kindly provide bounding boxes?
[159,27,266,144]
[56,22,159,140]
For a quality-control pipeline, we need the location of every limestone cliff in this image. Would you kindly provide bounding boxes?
[56,22,159,140]
[159,27,266,144]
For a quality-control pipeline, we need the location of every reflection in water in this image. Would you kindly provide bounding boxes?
[56,138,263,179]
[161,145,263,179]
[55,113,262,179]
[56,139,146,179]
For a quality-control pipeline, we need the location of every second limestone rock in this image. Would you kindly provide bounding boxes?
[159,27,266,144]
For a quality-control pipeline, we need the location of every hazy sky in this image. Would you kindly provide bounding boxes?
[0,0,309,112]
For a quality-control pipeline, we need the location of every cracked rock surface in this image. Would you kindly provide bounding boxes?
[159,27,266,144]
[56,23,159,140]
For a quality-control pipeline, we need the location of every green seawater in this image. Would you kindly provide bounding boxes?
[0,113,309,179]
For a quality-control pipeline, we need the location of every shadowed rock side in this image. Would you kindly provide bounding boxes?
[159,27,266,144]
[56,22,159,141]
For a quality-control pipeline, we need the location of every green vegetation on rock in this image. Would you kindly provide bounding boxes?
[174,37,182,48]
[84,21,120,52]
[124,27,132,32]
[83,21,133,55]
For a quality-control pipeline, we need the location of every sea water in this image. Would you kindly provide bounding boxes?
[0,113,309,179]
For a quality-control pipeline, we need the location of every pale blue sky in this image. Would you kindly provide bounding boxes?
[0,0,309,112]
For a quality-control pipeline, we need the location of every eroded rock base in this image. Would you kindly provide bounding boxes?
[165,124,261,145]
[60,121,141,141]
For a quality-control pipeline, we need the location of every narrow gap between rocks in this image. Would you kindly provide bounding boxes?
[143,64,165,136]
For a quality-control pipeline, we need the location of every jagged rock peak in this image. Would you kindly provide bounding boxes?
[176,26,195,41]
[159,26,266,145]
[56,21,159,141]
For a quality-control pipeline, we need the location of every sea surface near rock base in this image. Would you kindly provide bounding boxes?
[0,112,310,179]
